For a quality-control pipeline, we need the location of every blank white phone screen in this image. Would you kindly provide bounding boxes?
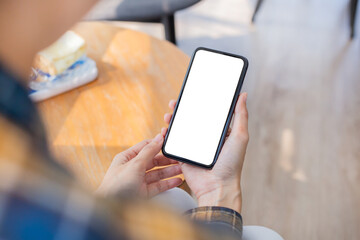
[164,50,245,166]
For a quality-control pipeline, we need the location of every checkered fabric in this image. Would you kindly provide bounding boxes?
[0,64,243,240]
[186,206,243,236]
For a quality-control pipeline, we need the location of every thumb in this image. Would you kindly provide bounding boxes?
[231,92,249,141]
[134,134,163,169]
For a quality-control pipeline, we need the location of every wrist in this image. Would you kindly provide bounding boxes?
[95,183,110,197]
[197,180,242,213]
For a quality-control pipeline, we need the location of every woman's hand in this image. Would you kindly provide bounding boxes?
[162,93,249,212]
[96,134,183,198]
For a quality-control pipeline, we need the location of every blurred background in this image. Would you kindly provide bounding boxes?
[86,0,360,239]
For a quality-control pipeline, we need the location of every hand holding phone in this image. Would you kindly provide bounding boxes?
[162,48,248,168]
[161,47,249,212]
[163,92,249,213]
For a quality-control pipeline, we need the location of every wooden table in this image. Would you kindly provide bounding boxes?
[37,22,189,188]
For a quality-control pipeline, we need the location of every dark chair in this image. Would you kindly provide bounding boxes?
[350,0,358,38]
[86,0,201,45]
[251,0,358,39]
[251,0,264,23]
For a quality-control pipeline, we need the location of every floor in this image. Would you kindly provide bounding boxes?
[89,0,360,239]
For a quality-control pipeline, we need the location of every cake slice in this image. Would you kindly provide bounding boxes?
[33,31,86,77]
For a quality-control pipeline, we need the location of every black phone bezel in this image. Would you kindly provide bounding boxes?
[162,47,249,169]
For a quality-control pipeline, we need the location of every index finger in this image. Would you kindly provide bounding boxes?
[230,92,249,141]
[169,99,176,111]
[114,139,151,163]
[135,134,164,169]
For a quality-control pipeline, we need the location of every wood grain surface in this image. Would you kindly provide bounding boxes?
[37,22,189,188]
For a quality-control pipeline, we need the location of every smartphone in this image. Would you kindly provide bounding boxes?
[162,47,248,168]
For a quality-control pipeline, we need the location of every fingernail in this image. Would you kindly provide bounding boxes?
[243,92,248,102]
[153,133,163,143]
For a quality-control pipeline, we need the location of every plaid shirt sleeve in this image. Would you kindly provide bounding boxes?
[185,206,243,236]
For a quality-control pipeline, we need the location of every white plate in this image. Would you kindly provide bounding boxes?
[29,56,98,102]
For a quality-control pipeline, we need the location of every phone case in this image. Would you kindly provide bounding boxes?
[162,47,248,169]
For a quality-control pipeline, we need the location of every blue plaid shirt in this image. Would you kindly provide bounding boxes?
[0,64,243,240]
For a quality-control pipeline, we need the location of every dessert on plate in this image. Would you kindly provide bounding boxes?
[30,31,98,101]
